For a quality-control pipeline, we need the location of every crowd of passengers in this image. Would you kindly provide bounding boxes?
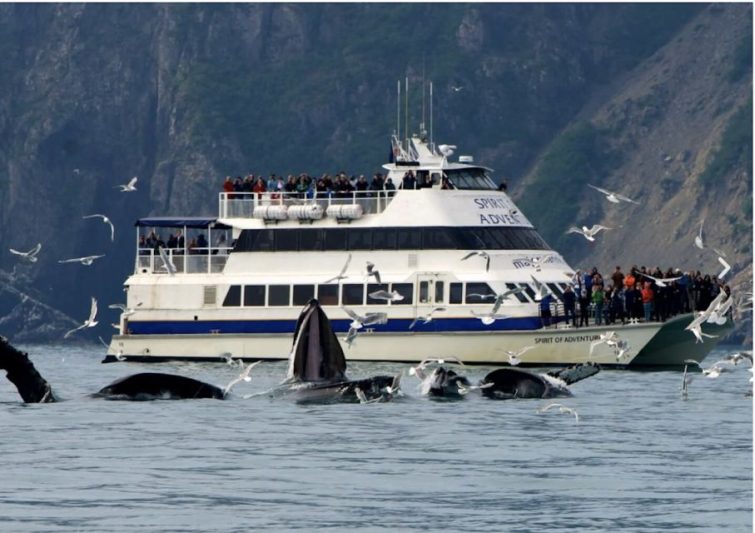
[544,265,733,327]
[220,169,480,198]
[139,230,228,255]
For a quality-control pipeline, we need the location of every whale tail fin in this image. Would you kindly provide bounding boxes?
[287,299,346,382]
[0,336,57,403]
[547,362,600,385]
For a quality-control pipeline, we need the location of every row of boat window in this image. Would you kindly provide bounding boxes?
[233,226,551,252]
[221,281,571,307]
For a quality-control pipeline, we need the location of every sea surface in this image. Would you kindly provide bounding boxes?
[0,344,751,532]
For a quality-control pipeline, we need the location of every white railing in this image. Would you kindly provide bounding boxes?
[218,190,396,219]
[135,247,232,275]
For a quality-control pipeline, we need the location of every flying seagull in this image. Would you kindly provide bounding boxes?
[324,254,352,284]
[342,307,388,329]
[116,176,138,192]
[409,307,446,329]
[470,310,510,326]
[589,331,621,355]
[681,364,692,399]
[224,361,262,396]
[717,256,731,279]
[365,262,381,284]
[451,86,464,92]
[566,224,612,242]
[108,302,142,317]
[58,254,105,266]
[694,218,704,250]
[64,297,99,339]
[157,245,176,275]
[640,272,682,288]
[530,275,550,301]
[9,243,42,262]
[502,345,535,366]
[368,289,404,302]
[684,359,729,378]
[461,251,491,272]
[83,214,116,242]
[587,184,640,205]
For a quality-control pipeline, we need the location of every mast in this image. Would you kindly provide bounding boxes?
[404,76,409,152]
[396,80,401,141]
[430,81,433,151]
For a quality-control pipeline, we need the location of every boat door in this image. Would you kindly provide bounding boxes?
[416,273,446,306]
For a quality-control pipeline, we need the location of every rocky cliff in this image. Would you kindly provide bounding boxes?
[0,3,750,343]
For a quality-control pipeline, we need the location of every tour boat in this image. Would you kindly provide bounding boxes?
[106,133,731,367]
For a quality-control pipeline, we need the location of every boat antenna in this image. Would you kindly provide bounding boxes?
[396,79,401,140]
[430,80,434,151]
[404,76,409,151]
[421,61,426,140]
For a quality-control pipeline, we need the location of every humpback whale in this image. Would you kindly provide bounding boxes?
[282,299,400,403]
[479,362,600,400]
[0,336,227,402]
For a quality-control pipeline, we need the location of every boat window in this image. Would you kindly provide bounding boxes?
[449,282,463,304]
[547,283,565,301]
[505,282,530,303]
[243,285,265,306]
[435,281,445,303]
[253,229,275,252]
[419,281,430,304]
[347,229,373,250]
[342,284,364,306]
[324,228,347,250]
[519,283,536,301]
[232,226,551,253]
[293,285,315,306]
[223,285,242,307]
[391,283,413,305]
[299,229,324,251]
[465,282,495,304]
[276,230,298,251]
[317,284,339,306]
[366,283,390,304]
[397,228,421,249]
[268,285,290,306]
[424,230,456,249]
[372,228,397,250]
[444,168,497,190]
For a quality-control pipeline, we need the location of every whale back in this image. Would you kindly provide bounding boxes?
[95,373,225,400]
[480,368,549,399]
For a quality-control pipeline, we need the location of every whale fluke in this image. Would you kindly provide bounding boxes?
[94,373,225,400]
[287,299,346,383]
[0,336,57,403]
[546,362,600,385]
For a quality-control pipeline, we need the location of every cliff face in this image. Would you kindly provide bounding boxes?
[0,3,750,342]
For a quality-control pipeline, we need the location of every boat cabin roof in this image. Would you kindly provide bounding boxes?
[135,217,231,230]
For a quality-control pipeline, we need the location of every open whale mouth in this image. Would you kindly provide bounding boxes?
[287,299,347,384]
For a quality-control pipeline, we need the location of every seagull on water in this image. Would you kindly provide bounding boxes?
[64,297,98,339]
[588,184,640,205]
[116,176,138,192]
[324,254,352,284]
[157,245,177,275]
[502,345,535,366]
[9,243,42,262]
[694,219,705,249]
[83,214,116,242]
[409,307,446,329]
[224,361,261,396]
[461,250,491,272]
[368,289,404,302]
[365,261,381,284]
[566,225,612,242]
[640,272,682,288]
[536,403,579,423]
[58,254,105,266]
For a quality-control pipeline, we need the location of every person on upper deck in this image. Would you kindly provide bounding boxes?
[356,175,369,193]
[401,170,416,190]
[384,177,396,197]
[370,173,384,195]
[196,233,208,253]
[223,176,234,196]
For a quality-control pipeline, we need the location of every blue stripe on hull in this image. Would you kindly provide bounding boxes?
[126,317,551,335]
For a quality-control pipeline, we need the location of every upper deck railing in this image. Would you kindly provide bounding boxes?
[218,191,396,219]
[136,247,233,275]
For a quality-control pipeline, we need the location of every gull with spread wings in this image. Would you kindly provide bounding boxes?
[64,297,99,339]
[588,184,640,205]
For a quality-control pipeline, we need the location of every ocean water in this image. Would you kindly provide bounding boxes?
[0,344,751,532]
